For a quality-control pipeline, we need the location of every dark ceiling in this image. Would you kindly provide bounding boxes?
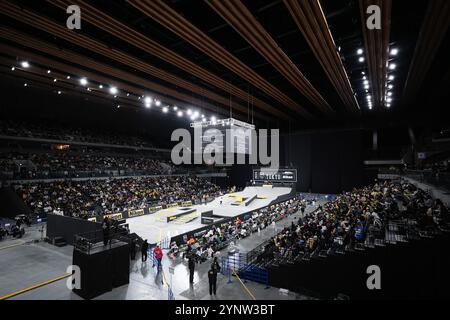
[0,0,448,132]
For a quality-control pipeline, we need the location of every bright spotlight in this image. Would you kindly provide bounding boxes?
[99,85,103,89]
[364,85,370,90]
[359,57,365,63]
[177,111,183,117]
[187,109,192,116]
[144,96,152,104]
[53,79,57,82]
[388,84,393,89]
[24,83,28,87]
[388,75,395,81]
[47,70,51,74]
[390,48,399,56]
[80,78,88,86]
[173,106,178,111]
[21,61,30,68]
[162,106,169,113]
[66,76,71,79]
[109,86,118,95]
[57,91,62,95]
[11,67,15,71]
[145,103,151,109]
[389,64,396,70]
[155,100,161,107]
[357,48,363,55]
[211,116,216,123]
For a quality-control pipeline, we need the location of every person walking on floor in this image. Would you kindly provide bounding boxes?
[141,239,149,262]
[153,245,164,284]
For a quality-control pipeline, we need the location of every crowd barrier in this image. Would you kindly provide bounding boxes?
[267,233,450,299]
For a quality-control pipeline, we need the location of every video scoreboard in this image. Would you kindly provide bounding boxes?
[253,168,297,183]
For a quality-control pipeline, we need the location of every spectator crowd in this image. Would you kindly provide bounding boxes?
[14,176,225,219]
[258,181,450,264]
[1,151,173,179]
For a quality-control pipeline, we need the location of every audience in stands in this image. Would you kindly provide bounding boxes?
[0,120,155,148]
[257,181,450,265]
[14,176,225,219]
[1,151,173,179]
[180,198,306,263]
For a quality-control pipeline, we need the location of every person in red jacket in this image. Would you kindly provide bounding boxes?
[153,245,164,284]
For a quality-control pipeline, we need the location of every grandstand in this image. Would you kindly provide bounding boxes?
[0,0,449,307]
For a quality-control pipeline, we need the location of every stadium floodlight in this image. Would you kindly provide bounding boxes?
[390,48,399,56]
[155,100,161,107]
[173,106,178,111]
[177,111,183,117]
[144,96,152,104]
[357,48,363,55]
[162,106,169,113]
[80,78,88,86]
[21,61,30,68]
[388,75,395,81]
[388,84,393,89]
[389,63,396,70]
[109,86,118,95]
[359,57,365,63]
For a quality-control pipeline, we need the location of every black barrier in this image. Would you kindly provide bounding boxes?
[267,234,450,299]
[46,214,102,245]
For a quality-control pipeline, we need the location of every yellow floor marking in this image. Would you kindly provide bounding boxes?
[0,273,72,300]
[0,242,23,251]
[231,269,257,300]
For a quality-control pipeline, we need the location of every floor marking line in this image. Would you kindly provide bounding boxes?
[0,273,71,300]
[231,269,257,300]
[0,242,24,251]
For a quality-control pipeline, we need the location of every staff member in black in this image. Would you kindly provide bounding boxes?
[102,218,110,246]
[208,265,219,296]
[141,240,149,262]
[188,254,196,284]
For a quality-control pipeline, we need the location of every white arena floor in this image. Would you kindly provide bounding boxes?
[127,186,293,244]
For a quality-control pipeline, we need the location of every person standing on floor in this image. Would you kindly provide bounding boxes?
[188,254,196,284]
[211,257,221,274]
[208,265,219,296]
[141,239,149,262]
[102,217,110,246]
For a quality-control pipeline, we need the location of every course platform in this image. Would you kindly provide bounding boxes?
[127,186,293,244]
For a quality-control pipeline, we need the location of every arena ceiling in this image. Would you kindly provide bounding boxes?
[0,0,449,129]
